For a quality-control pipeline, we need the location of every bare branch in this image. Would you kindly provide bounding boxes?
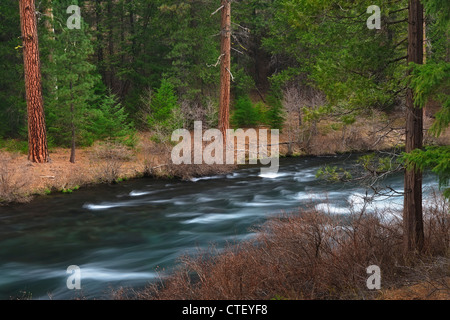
[388,7,409,15]
[231,22,250,33]
[231,47,244,55]
[226,67,235,82]
[387,18,408,25]
[388,55,408,64]
[206,54,225,68]
[211,5,224,17]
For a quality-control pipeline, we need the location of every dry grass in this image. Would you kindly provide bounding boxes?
[280,110,406,157]
[0,151,34,203]
[121,193,449,300]
[90,141,136,183]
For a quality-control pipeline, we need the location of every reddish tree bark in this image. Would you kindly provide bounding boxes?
[70,82,76,164]
[218,0,231,141]
[19,0,49,163]
[403,0,424,253]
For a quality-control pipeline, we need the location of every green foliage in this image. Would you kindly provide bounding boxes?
[410,62,449,137]
[265,0,408,117]
[42,1,104,147]
[266,91,285,130]
[358,154,400,174]
[231,96,260,128]
[40,1,136,149]
[404,146,450,198]
[330,123,342,131]
[148,79,181,129]
[254,102,268,124]
[156,1,221,101]
[0,0,26,138]
[316,165,352,182]
[0,139,28,154]
[90,93,136,146]
[233,68,256,97]
[341,115,356,126]
[147,79,183,142]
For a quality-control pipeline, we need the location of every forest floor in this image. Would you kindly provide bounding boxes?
[1,109,448,205]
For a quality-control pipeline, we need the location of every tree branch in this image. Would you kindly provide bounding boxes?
[388,55,408,64]
[387,18,408,25]
[206,54,224,68]
[211,5,224,17]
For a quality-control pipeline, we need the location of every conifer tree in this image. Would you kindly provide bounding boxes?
[43,0,98,162]
[90,93,135,146]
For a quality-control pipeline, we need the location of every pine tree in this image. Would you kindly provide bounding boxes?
[148,79,180,129]
[43,0,99,163]
[90,93,135,146]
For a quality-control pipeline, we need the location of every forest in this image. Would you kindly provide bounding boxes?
[0,0,449,302]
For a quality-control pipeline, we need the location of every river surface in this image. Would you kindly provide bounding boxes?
[0,155,439,299]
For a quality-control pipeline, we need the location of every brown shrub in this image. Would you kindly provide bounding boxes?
[138,135,237,180]
[0,152,33,203]
[90,142,135,183]
[423,190,450,257]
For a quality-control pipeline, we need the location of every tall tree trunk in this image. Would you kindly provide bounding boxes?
[96,0,105,84]
[404,0,424,254]
[19,0,49,163]
[218,0,231,141]
[107,1,114,90]
[69,81,76,164]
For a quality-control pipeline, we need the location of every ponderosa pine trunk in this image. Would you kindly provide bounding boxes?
[404,0,424,254]
[70,81,76,164]
[218,0,231,141]
[19,0,49,163]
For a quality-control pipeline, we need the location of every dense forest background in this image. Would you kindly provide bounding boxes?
[0,0,448,191]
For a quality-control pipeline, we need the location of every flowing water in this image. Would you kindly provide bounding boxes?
[0,155,439,299]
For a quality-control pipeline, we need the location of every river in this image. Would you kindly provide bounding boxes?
[0,154,439,299]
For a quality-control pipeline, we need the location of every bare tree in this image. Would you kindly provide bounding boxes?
[282,86,302,155]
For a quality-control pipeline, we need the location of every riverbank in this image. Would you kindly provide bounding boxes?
[117,192,449,300]
[1,110,448,205]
